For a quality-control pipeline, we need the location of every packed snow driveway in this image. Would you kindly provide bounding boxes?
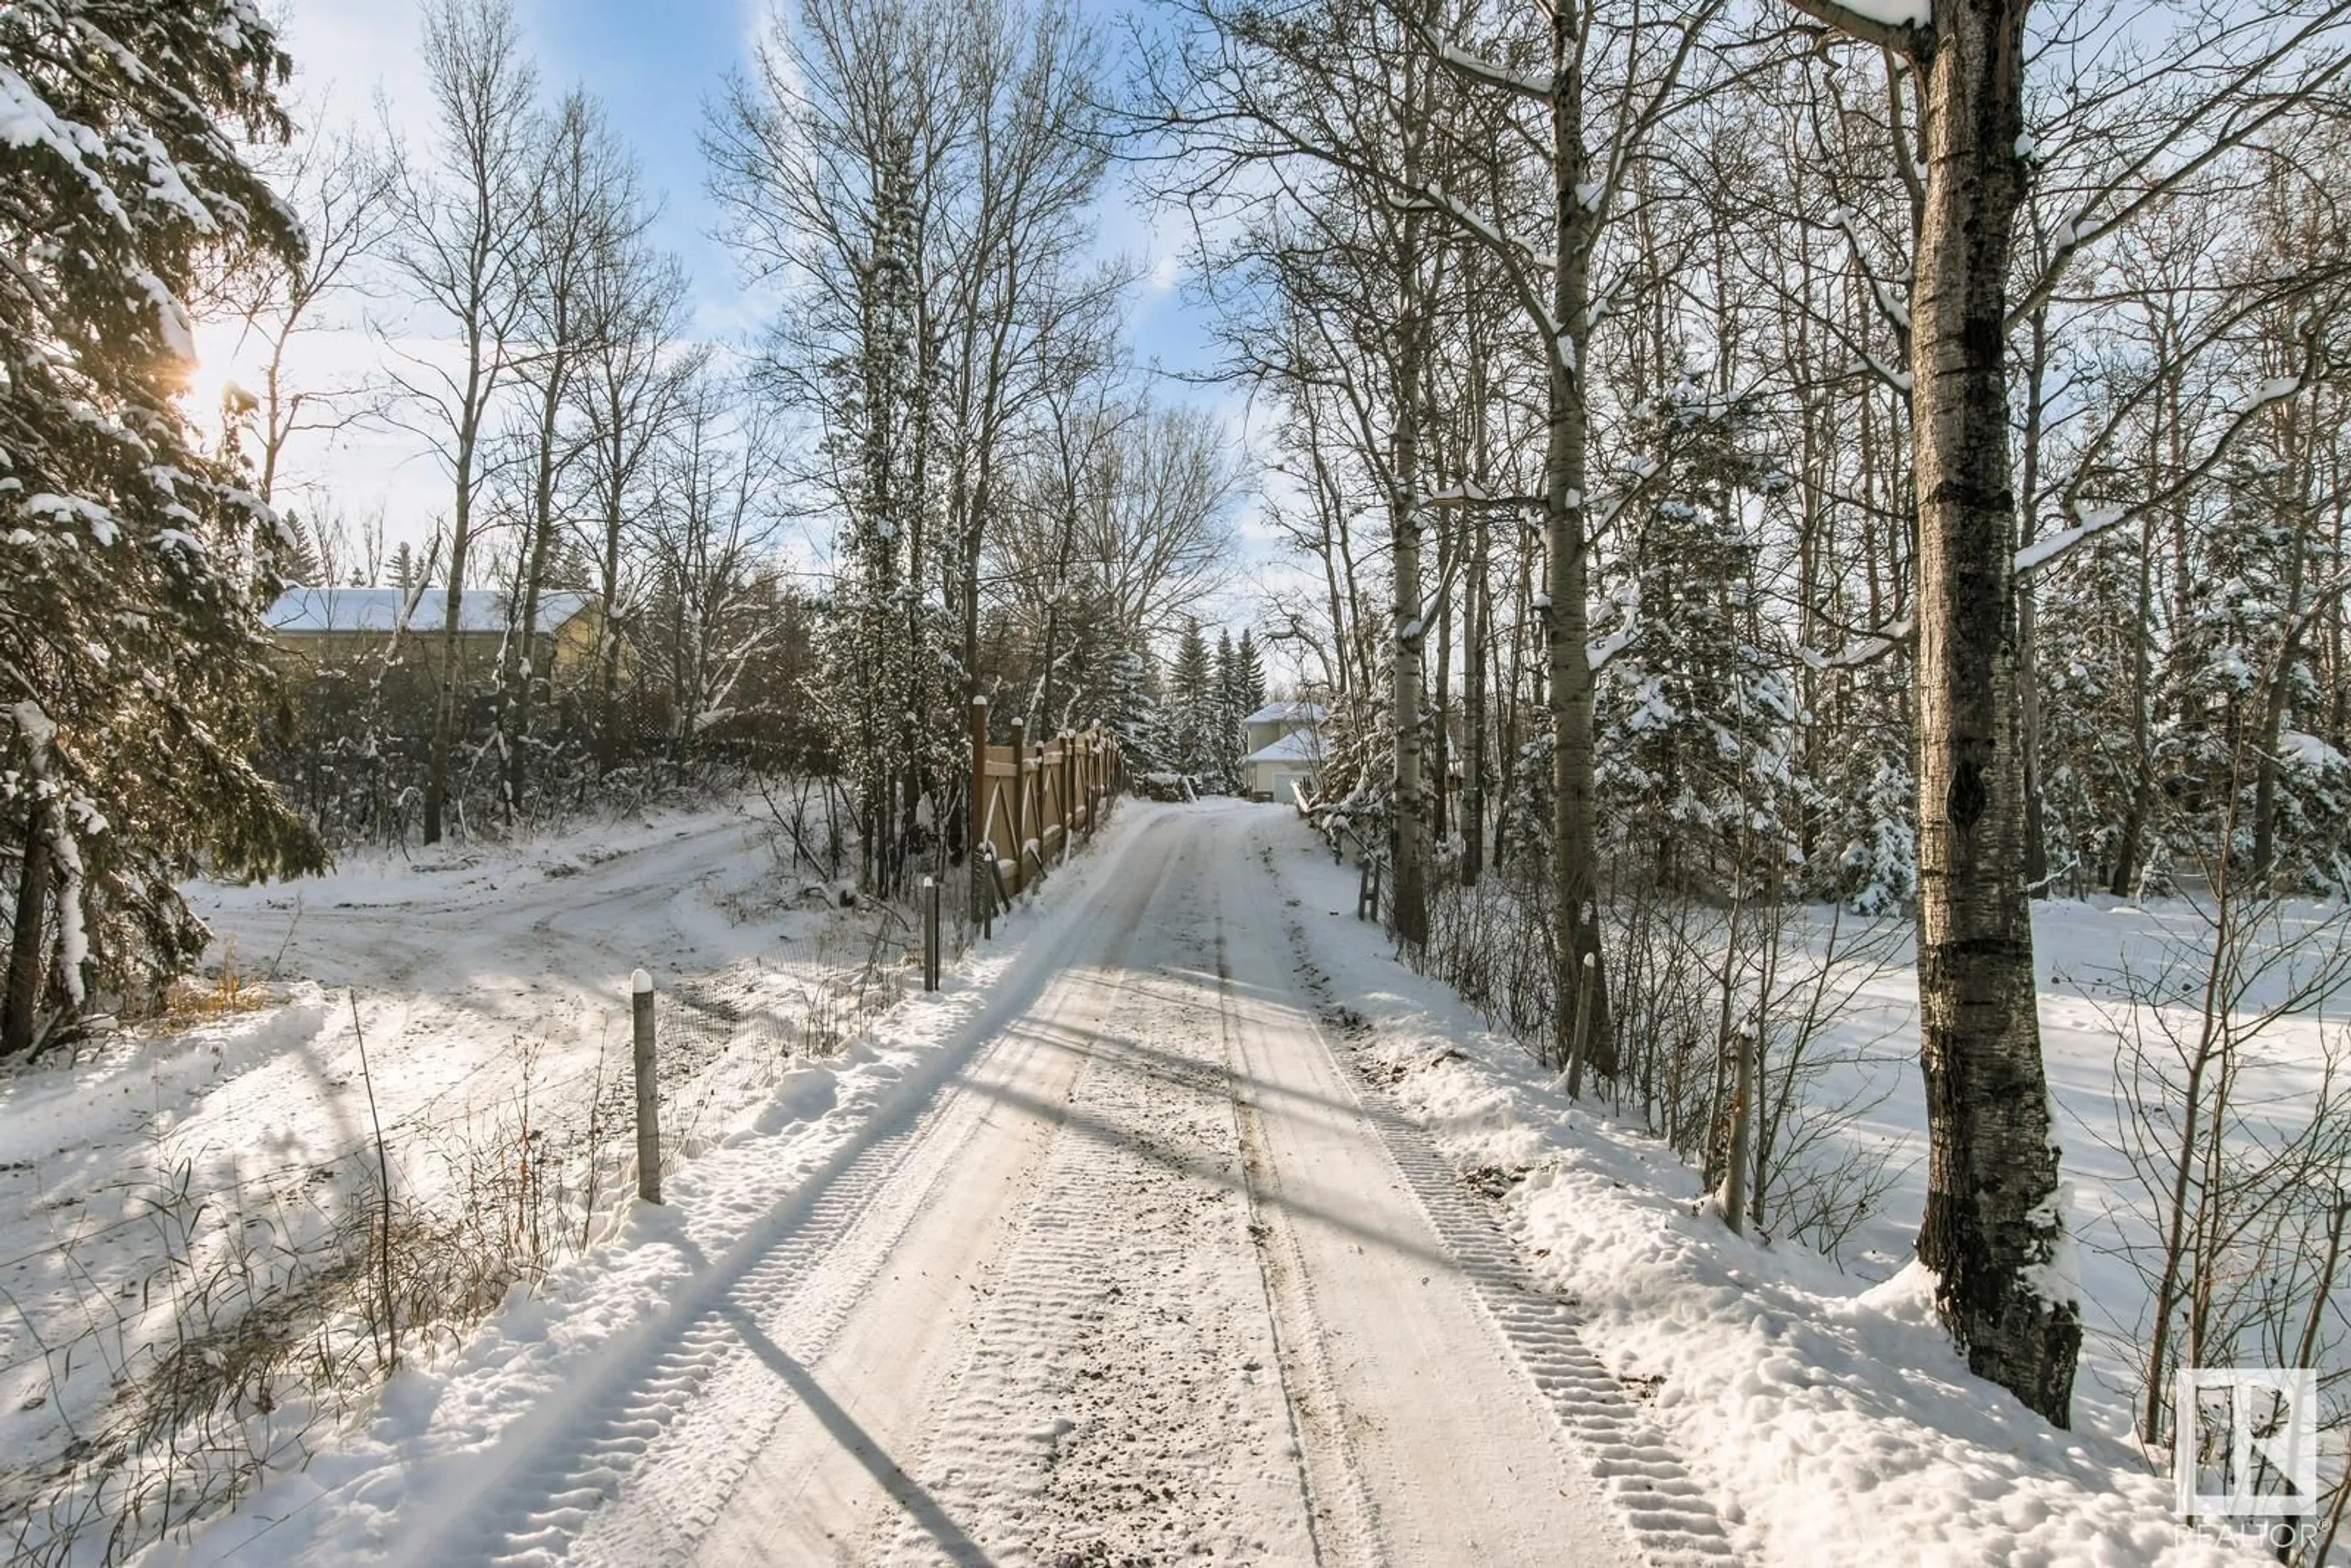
[381,806,1715,1565]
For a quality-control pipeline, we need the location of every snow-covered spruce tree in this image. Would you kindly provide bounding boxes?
[1231,628,1267,721]
[2032,489,2147,895]
[2172,438,2346,886]
[1100,641,1165,775]
[1164,617,1215,782]
[1594,375,1809,897]
[1035,569,1121,734]
[1211,628,1242,793]
[0,0,324,1052]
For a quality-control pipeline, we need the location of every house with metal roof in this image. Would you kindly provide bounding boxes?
[264,587,604,679]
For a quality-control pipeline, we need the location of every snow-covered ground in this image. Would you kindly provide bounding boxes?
[0,798,2284,1562]
[0,795,936,1554]
[1771,891,2347,1444]
[121,802,1693,1565]
[1269,832,2289,1566]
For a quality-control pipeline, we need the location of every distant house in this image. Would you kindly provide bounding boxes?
[264,587,602,680]
[1239,700,1325,803]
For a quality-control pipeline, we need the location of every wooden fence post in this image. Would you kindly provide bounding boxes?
[1722,1021,1756,1234]
[1030,732,1046,882]
[970,696,991,937]
[1008,715,1027,895]
[1092,724,1104,833]
[969,696,988,860]
[632,969,661,1204]
[1059,730,1075,865]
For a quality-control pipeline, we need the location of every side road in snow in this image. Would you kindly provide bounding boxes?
[0,798,901,1512]
[155,803,1714,1566]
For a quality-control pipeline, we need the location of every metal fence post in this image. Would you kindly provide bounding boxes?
[632,969,661,1204]
[923,875,940,991]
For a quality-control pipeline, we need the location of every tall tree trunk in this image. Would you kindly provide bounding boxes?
[1903,0,2079,1425]
[2250,490,2310,884]
[1387,37,1430,950]
[2,808,53,1057]
[2110,455,2159,896]
[1548,9,1612,1079]
[425,437,476,846]
[1432,507,1453,851]
[1464,498,1490,887]
[501,370,564,822]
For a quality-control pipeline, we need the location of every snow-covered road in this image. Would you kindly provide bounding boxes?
[345,804,1715,1566]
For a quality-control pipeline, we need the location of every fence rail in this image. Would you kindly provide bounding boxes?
[967,697,1123,918]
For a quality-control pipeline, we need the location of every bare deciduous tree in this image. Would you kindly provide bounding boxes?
[383,0,541,845]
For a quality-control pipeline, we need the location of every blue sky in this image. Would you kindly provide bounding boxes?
[279,0,1214,373]
[255,0,1288,656]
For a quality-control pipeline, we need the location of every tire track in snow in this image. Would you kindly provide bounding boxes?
[438,1095,972,1567]
[1209,898,1384,1566]
[391,822,1177,1568]
[1254,842,1742,1568]
[568,879,1168,1566]
[874,846,1311,1565]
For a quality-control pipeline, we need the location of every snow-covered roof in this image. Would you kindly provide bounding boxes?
[1241,700,1325,727]
[1243,730,1323,766]
[267,587,594,636]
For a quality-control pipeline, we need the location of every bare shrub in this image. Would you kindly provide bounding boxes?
[1412,856,1908,1266]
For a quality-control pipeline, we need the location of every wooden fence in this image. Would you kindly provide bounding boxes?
[968,696,1122,911]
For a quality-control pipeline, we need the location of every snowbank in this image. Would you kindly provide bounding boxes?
[1258,819,2247,1567]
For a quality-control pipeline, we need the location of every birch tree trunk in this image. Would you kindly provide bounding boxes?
[1547,5,1612,1076]
[1908,0,2079,1429]
[1388,26,1431,950]
[1789,0,2081,1425]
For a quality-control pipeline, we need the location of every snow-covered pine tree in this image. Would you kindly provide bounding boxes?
[1165,617,1214,782]
[2034,495,2150,896]
[1595,373,1808,897]
[809,126,961,893]
[2177,438,2344,886]
[1232,628,1268,719]
[816,127,927,894]
[0,0,324,1052]
[1036,567,1121,733]
[1101,642,1165,775]
[1212,628,1240,793]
